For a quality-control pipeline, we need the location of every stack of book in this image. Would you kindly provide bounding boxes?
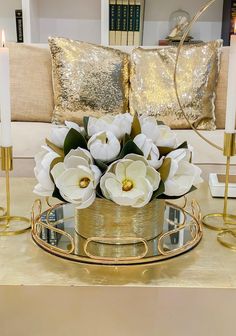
[109,0,145,46]
[231,0,236,33]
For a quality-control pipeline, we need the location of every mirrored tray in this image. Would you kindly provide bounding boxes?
[31,199,203,265]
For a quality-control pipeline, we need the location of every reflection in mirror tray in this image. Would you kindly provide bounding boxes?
[31,200,202,266]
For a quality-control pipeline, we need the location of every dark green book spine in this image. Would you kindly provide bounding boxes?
[116,3,122,31]
[134,4,140,32]
[128,4,135,32]
[122,4,128,31]
[109,3,117,31]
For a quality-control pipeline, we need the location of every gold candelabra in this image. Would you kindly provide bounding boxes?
[174,0,236,249]
[0,146,30,236]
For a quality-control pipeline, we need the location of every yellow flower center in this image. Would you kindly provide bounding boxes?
[79,177,90,188]
[122,179,134,192]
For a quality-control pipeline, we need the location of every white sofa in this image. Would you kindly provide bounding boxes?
[3,44,236,180]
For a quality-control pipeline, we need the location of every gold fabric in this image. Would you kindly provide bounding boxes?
[49,37,130,125]
[8,43,54,122]
[130,40,222,130]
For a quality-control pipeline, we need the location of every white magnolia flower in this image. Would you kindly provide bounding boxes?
[155,125,178,148]
[53,166,96,209]
[88,131,120,162]
[34,147,59,196]
[140,115,178,148]
[87,113,133,140]
[164,148,203,196]
[51,148,101,208]
[100,156,161,207]
[133,134,164,169]
[49,121,81,148]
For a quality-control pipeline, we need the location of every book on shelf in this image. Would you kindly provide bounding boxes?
[108,0,145,46]
[115,0,123,45]
[15,9,24,43]
[121,0,129,45]
[133,0,145,46]
[127,0,135,45]
[40,208,64,246]
[109,0,117,45]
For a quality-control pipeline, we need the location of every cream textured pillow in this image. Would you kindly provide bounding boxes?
[215,46,229,129]
[48,37,129,125]
[130,40,222,130]
[8,43,54,122]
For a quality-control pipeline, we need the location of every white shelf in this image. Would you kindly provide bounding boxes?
[101,0,109,45]
[4,0,223,45]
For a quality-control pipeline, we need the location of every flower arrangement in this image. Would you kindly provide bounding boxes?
[34,113,203,209]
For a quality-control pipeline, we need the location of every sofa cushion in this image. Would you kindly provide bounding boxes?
[8,43,54,122]
[7,43,229,129]
[129,41,222,130]
[48,37,130,125]
[215,47,229,129]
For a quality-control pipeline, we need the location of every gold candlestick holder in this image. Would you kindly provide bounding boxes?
[202,134,236,227]
[202,133,236,249]
[0,146,30,236]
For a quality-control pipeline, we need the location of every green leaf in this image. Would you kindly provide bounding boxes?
[177,141,188,149]
[50,157,64,173]
[158,158,171,182]
[130,113,141,139]
[94,159,108,173]
[52,186,66,203]
[158,185,197,200]
[118,140,143,159]
[49,157,64,182]
[96,183,105,199]
[64,128,87,155]
[159,142,189,158]
[122,133,132,147]
[46,139,64,157]
[156,120,165,125]
[176,141,192,162]
[158,146,174,157]
[151,180,165,200]
[83,116,89,136]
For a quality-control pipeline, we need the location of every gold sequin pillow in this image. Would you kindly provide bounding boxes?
[49,37,129,124]
[130,40,222,130]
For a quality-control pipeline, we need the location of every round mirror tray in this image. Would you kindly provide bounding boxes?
[31,200,203,266]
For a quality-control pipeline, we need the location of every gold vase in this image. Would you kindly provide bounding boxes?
[75,198,165,241]
[75,198,165,261]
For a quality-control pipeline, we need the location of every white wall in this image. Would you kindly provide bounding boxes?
[38,0,101,43]
[0,0,22,41]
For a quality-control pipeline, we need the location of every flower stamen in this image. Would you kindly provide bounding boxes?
[122,179,133,192]
[79,177,90,188]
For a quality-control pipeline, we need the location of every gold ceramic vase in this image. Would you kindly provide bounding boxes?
[75,198,165,241]
[75,198,165,261]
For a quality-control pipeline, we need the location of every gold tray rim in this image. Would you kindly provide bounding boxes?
[31,200,203,266]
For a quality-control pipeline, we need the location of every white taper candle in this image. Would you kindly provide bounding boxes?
[225,34,236,133]
[0,30,12,147]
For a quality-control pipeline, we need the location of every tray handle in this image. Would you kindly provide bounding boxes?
[33,220,75,255]
[84,236,148,262]
[158,219,200,256]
